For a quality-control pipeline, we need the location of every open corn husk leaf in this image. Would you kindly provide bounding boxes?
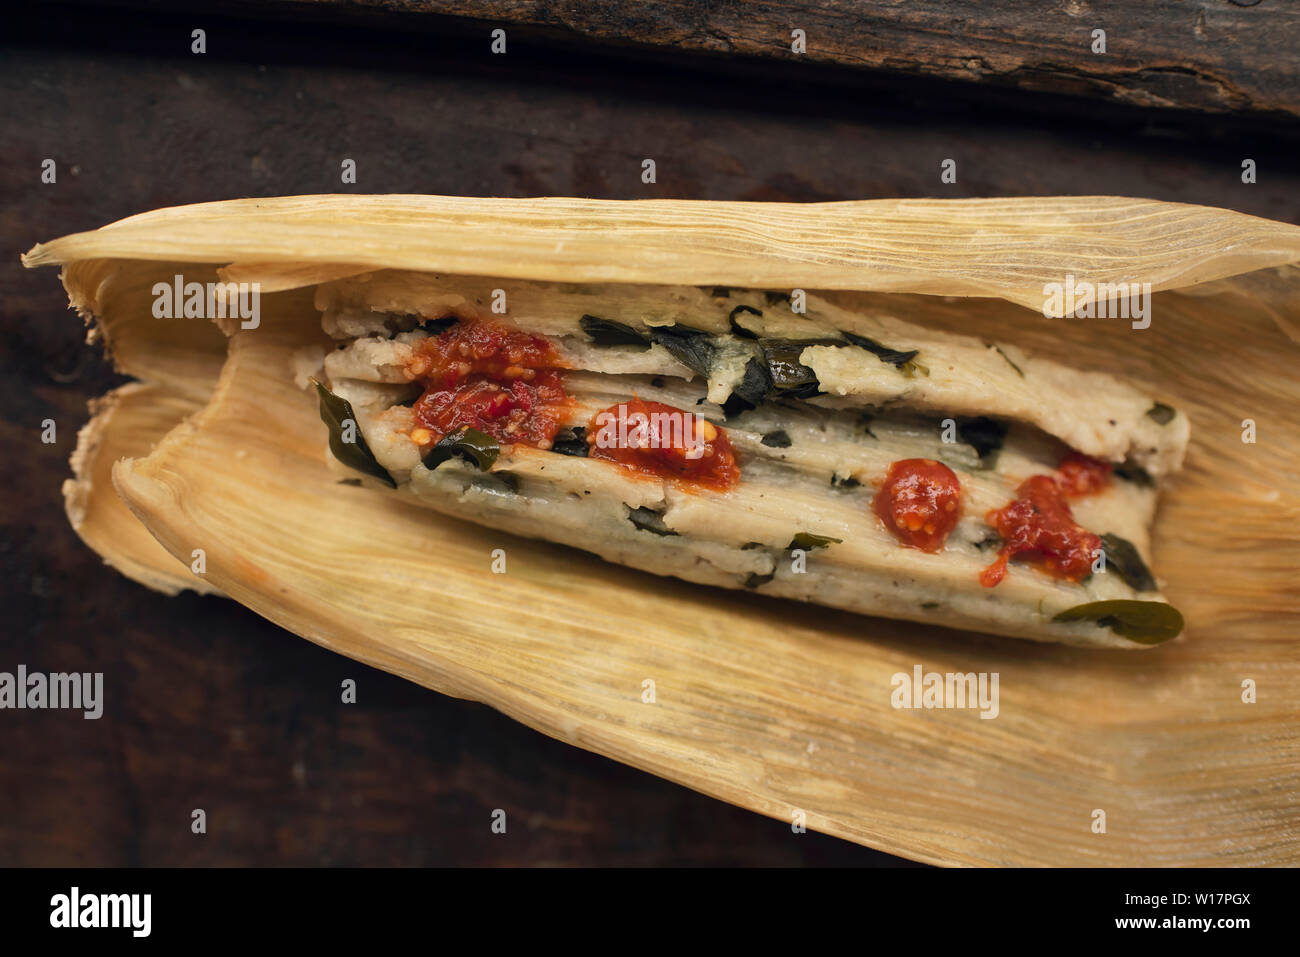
[24,195,1300,865]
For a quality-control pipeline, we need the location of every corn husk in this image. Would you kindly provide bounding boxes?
[24,195,1300,865]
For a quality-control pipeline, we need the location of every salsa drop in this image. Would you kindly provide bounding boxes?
[872,458,962,552]
[979,475,1102,588]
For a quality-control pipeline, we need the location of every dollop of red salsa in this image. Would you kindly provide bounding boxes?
[872,459,962,552]
[406,317,572,450]
[1054,451,1113,497]
[979,453,1111,588]
[587,397,740,492]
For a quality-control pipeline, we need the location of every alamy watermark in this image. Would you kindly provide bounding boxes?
[152,274,260,328]
[591,403,715,459]
[1042,273,1151,329]
[50,887,150,937]
[0,665,102,719]
[891,665,999,719]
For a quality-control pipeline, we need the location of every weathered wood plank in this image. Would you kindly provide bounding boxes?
[73,0,1300,119]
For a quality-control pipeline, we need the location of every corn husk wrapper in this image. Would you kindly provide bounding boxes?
[24,195,1300,865]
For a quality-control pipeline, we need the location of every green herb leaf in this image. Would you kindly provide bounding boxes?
[1052,600,1183,644]
[648,325,717,376]
[311,378,397,488]
[1100,533,1157,592]
[1146,403,1176,425]
[760,338,837,398]
[420,316,459,335]
[760,429,792,448]
[744,570,775,589]
[1113,462,1154,487]
[727,305,762,339]
[627,506,678,536]
[840,331,918,367]
[831,474,861,489]
[551,426,589,457]
[422,427,500,471]
[840,331,926,376]
[580,315,651,349]
[957,416,1009,464]
[989,343,1025,377]
[722,356,775,417]
[788,532,842,550]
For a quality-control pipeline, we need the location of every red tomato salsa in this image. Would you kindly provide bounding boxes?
[587,397,740,491]
[406,318,572,450]
[979,474,1103,588]
[1054,451,1113,497]
[872,459,962,552]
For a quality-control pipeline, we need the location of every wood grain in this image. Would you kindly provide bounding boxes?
[69,0,1300,120]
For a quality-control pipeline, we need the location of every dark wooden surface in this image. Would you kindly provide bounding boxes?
[82,0,1300,120]
[2,3,1296,866]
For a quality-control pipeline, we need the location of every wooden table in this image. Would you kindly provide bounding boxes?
[2,0,1295,866]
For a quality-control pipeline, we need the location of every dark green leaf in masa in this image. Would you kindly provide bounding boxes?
[840,331,927,376]
[419,316,459,335]
[760,430,792,448]
[727,305,762,339]
[626,506,678,536]
[311,378,397,488]
[1099,533,1157,592]
[648,324,717,377]
[988,343,1024,377]
[422,427,500,471]
[957,416,1009,463]
[1113,462,1154,487]
[722,356,774,417]
[1146,403,1176,425]
[761,338,838,398]
[1052,600,1183,644]
[789,532,843,550]
[551,427,589,457]
[580,315,651,348]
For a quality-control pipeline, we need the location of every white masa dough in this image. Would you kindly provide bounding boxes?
[306,271,1189,647]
